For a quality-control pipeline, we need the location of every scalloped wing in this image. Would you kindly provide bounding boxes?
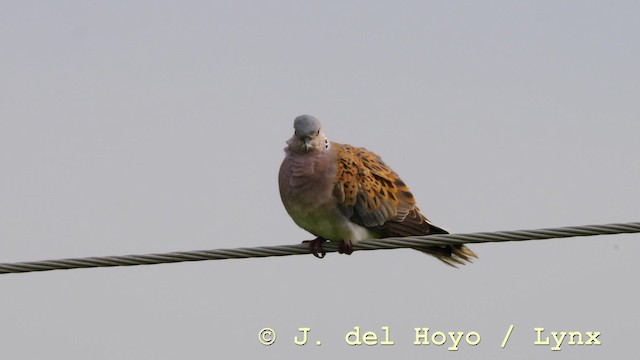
[331,142,477,266]
[332,143,415,228]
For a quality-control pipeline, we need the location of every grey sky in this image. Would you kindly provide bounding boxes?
[1,1,638,359]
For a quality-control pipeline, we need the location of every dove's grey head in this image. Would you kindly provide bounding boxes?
[287,115,329,153]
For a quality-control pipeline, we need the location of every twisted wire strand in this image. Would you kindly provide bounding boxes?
[1,222,638,275]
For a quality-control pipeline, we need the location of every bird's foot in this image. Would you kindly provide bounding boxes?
[338,240,353,255]
[302,237,327,259]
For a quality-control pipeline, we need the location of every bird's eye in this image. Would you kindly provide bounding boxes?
[316,130,320,136]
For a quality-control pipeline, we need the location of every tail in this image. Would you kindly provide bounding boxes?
[412,223,478,267]
[378,209,477,266]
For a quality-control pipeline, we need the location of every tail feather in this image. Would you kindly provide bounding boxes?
[411,222,478,267]
[414,244,478,267]
[377,209,477,266]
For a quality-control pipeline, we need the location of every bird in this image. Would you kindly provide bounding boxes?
[278,115,476,266]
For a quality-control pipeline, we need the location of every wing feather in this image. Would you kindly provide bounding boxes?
[332,143,414,228]
[331,142,477,265]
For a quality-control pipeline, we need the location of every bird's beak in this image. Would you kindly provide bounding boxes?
[302,139,311,152]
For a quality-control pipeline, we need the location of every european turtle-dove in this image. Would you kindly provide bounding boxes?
[278,115,476,266]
